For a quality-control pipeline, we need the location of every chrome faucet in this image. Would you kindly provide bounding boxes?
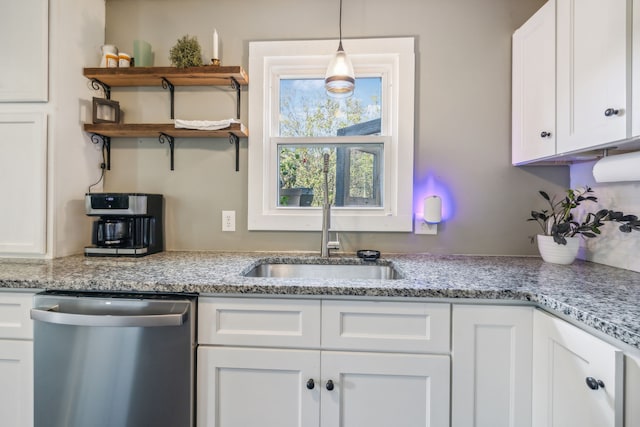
[321,151,340,257]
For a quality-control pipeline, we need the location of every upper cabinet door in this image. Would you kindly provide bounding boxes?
[512,0,556,165]
[0,0,48,102]
[632,0,640,136]
[556,0,631,153]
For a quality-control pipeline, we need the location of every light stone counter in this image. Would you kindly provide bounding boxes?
[1,251,639,349]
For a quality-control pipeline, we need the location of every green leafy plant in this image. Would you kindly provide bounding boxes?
[528,187,640,245]
[169,35,203,68]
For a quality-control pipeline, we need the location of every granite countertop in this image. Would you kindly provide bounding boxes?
[1,251,639,350]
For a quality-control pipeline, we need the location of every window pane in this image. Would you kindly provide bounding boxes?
[278,144,383,208]
[279,77,382,137]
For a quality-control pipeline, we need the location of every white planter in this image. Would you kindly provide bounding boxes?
[536,235,580,265]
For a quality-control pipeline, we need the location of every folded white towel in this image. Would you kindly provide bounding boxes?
[174,118,240,131]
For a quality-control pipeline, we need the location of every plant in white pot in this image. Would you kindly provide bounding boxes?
[528,187,640,264]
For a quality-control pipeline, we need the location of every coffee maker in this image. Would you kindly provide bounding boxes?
[84,193,164,257]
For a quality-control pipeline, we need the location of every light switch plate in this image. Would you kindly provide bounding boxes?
[414,218,437,235]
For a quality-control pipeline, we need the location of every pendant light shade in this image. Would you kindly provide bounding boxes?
[325,0,355,98]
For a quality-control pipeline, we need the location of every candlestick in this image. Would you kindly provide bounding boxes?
[213,29,219,60]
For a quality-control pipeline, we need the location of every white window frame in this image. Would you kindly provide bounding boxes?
[248,37,414,231]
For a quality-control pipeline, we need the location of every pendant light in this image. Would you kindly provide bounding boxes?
[325,0,355,98]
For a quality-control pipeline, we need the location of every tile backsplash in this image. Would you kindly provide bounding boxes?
[571,160,640,272]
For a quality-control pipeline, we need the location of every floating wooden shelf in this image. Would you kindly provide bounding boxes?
[83,66,249,172]
[83,66,248,86]
[84,122,248,138]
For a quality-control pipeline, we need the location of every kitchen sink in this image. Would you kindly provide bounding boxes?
[244,262,400,280]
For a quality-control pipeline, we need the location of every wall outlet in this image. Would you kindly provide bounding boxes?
[414,218,438,235]
[222,210,236,232]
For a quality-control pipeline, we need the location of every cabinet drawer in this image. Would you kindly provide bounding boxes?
[322,300,450,353]
[198,297,321,348]
[0,292,34,340]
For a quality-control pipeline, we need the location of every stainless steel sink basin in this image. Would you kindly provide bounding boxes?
[244,262,400,280]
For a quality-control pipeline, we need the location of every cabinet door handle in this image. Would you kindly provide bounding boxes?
[326,379,335,391]
[585,377,605,390]
[306,379,315,390]
[604,108,620,117]
[540,131,552,138]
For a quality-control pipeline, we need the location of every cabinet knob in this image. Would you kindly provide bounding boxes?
[585,377,605,390]
[604,108,620,117]
[326,379,335,391]
[306,379,315,390]
[540,131,552,138]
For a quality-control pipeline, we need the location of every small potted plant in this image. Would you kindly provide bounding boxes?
[528,187,640,264]
[169,35,203,68]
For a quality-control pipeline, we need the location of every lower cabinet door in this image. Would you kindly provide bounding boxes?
[197,346,320,427]
[451,305,533,427]
[0,340,33,427]
[532,310,623,427]
[320,351,450,427]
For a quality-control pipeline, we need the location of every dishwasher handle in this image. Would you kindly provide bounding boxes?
[30,304,189,328]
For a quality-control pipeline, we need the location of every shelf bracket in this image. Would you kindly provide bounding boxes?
[90,79,111,100]
[230,77,241,119]
[161,77,175,119]
[158,132,176,170]
[229,133,240,172]
[90,134,111,170]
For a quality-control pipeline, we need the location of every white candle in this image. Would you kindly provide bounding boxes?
[213,29,219,59]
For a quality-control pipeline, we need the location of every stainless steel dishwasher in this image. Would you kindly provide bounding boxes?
[31,291,196,427]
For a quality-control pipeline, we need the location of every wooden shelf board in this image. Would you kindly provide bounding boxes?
[84,122,248,138]
[83,66,248,86]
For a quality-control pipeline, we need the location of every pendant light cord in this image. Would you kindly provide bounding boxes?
[338,0,344,50]
[339,0,343,42]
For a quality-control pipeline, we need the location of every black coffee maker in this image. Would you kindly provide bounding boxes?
[84,193,164,257]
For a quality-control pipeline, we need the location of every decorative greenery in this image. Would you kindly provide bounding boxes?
[528,187,640,245]
[169,35,203,68]
[279,150,303,189]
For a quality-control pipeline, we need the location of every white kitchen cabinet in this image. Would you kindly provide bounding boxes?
[452,305,533,427]
[198,297,321,348]
[321,299,450,353]
[0,0,105,258]
[197,347,449,427]
[0,114,47,255]
[556,0,631,153]
[532,309,624,427]
[321,351,449,427]
[197,297,451,427]
[512,0,556,165]
[632,0,640,137]
[0,0,48,102]
[197,346,320,427]
[0,291,35,427]
[0,340,33,427]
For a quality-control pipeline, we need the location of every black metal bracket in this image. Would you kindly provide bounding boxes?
[230,77,241,119]
[161,77,175,119]
[158,133,176,170]
[90,134,111,170]
[90,79,111,100]
[229,133,240,171]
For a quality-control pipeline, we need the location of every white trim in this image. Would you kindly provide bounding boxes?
[248,38,415,231]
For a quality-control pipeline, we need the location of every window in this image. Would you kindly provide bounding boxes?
[248,38,415,231]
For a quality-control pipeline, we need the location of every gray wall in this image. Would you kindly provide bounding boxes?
[103,0,568,255]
